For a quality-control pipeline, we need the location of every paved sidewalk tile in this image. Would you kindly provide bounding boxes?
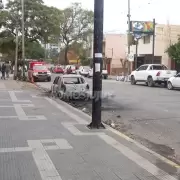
[0,80,179,180]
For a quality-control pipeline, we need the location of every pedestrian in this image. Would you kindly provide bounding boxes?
[1,63,6,80]
[5,61,10,79]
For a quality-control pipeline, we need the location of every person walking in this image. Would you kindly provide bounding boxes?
[1,63,6,80]
[5,62,10,79]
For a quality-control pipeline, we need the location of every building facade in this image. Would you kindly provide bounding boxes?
[103,34,127,75]
[130,24,180,69]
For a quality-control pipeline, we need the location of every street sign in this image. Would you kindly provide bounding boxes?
[127,54,134,61]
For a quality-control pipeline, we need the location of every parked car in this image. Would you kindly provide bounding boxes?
[53,66,64,74]
[167,73,180,90]
[28,62,51,82]
[130,64,177,87]
[78,66,91,77]
[88,68,108,79]
[64,65,76,74]
[51,74,90,99]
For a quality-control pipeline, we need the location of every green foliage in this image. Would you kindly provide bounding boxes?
[60,3,93,64]
[0,0,61,61]
[166,41,180,63]
[80,58,91,66]
[25,42,45,59]
[69,41,91,66]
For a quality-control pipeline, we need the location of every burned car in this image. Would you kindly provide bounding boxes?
[51,75,90,100]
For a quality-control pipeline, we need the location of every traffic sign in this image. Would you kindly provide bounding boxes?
[127,54,134,61]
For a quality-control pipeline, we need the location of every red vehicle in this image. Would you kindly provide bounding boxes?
[53,66,64,74]
[28,61,51,82]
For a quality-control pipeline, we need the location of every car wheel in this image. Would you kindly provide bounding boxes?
[147,77,154,87]
[167,82,173,90]
[57,91,64,99]
[131,76,136,85]
[104,76,107,79]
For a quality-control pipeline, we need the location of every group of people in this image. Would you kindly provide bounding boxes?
[0,62,11,80]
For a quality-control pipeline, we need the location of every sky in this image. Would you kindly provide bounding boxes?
[43,0,180,33]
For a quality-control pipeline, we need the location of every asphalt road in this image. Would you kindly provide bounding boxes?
[37,73,180,164]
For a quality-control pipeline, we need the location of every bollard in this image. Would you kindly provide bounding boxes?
[116,76,119,81]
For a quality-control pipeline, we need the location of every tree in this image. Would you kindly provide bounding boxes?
[25,42,45,59]
[0,0,62,62]
[60,3,93,64]
[166,41,180,64]
[120,58,128,75]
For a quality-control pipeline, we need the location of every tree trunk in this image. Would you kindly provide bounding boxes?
[64,45,69,65]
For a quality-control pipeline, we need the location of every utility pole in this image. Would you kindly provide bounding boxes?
[14,25,18,80]
[21,0,25,79]
[88,0,105,129]
[127,0,131,75]
[135,40,138,69]
[152,18,155,64]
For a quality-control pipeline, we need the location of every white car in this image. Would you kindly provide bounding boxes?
[88,68,108,79]
[51,74,90,99]
[78,66,91,77]
[167,73,180,90]
[64,65,76,74]
[130,64,177,87]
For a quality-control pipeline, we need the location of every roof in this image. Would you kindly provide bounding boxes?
[142,64,164,66]
[62,74,82,78]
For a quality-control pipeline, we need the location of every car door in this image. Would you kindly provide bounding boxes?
[52,76,59,94]
[172,73,180,87]
[135,65,147,80]
[140,65,149,80]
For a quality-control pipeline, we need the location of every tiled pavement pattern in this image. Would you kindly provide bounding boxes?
[0,79,179,180]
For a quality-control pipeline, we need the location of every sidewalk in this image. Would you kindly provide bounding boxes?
[0,79,179,180]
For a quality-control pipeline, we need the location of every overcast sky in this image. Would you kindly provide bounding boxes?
[43,0,180,33]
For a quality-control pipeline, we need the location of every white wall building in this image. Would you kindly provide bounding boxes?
[130,24,180,69]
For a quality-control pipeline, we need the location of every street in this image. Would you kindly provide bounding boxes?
[37,73,180,165]
[0,78,180,180]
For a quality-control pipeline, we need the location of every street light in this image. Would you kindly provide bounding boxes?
[87,0,105,129]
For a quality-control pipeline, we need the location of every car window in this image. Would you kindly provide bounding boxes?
[80,77,85,84]
[53,77,59,84]
[33,65,47,70]
[151,65,167,70]
[138,65,148,71]
[63,77,81,84]
[176,73,180,77]
[58,78,62,85]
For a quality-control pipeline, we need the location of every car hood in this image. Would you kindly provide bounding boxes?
[65,84,87,92]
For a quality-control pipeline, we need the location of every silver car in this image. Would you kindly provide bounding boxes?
[51,75,90,99]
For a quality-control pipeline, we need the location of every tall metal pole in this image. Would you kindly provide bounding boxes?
[152,18,155,64]
[127,0,131,75]
[88,0,104,129]
[21,0,25,78]
[14,26,18,80]
[135,40,138,70]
